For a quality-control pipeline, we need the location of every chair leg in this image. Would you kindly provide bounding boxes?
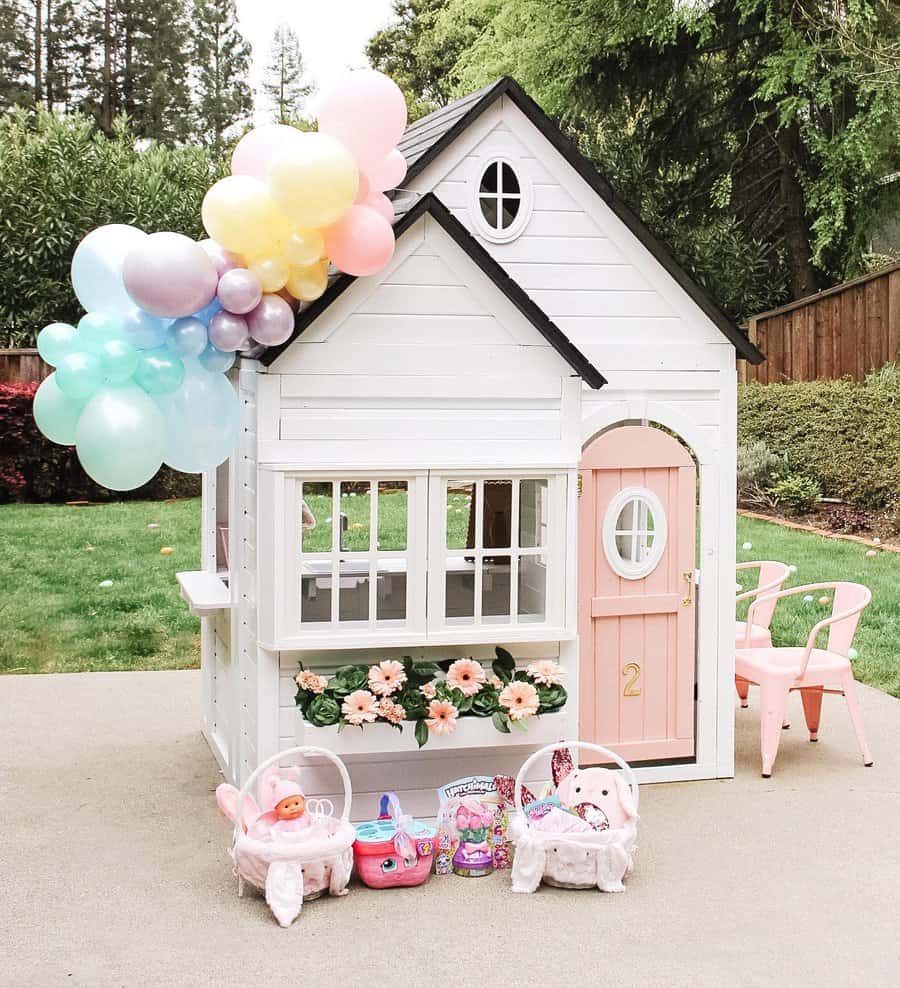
[759,681,790,778]
[841,672,873,767]
[800,687,824,741]
[735,676,750,708]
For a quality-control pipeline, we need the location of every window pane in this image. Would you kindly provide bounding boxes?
[340,481,371,551]
[482,480,512,549]
[479,197,498,228]
[301,482,333,553]
[445,564,475,621]
[518,556,546,623]
[482,556,511,619]
[377,481,407,550]
[301,564,332,623]
[338,561,369,622]
[616,498,637,533]
[446,482,474,549]
[500,198,520,229]
[615,532,636,562]
[501,163,520,194]
[519,479,547,548]
[479,161,499,194]
[376,564,406,621]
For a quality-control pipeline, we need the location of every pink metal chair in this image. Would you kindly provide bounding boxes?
[735,561,791,708]
[735,582,873,777]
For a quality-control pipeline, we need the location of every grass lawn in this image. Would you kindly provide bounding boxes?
[1,499,897,696]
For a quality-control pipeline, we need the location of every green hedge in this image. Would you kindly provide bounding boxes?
[738,378,900,508]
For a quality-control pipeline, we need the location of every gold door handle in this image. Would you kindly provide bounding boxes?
[682,571,693,606]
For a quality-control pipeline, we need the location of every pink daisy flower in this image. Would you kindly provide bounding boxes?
[426,699,459,735]
[342,690,379,726]
[367,660,407,696]
[499,681,540,720]
[446,658,486,696]
[420,682,437,700]
[526,660,565,686]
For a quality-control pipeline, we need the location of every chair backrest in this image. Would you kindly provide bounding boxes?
[736,561,791,629]
[826,582,872,655]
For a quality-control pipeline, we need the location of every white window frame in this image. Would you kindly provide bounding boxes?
[602,486,668,581]
[470,156,533,243]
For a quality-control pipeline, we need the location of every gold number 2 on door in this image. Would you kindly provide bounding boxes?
[622,662,641,697]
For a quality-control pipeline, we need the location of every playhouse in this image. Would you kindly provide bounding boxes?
[177,77,764,818]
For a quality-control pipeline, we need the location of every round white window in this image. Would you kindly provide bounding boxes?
[471,158,531,242]
[602,487,667,580]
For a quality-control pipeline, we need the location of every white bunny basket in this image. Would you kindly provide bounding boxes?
[230,746,355,927]
[510,741,639,894]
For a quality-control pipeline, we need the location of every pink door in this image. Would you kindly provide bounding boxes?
[578,426,696,762]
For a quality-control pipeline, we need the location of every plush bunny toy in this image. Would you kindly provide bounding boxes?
[550,748,637,832]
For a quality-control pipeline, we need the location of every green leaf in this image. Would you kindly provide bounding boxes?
[414,718,429,748]
[304,694,342,726]
[329,665,368,696]
[492,710,511,734]
[407,662,441,686]
[510,715,530,732]
[492,646,516,684]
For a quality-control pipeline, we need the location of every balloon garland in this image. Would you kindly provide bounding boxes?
[33,70,407,491]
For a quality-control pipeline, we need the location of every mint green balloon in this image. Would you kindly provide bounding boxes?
[56,351,104,400]
[78,312,123,355]
[134,345,185,395]
[100,338,139,384]
[32,373,85,445]
[37,322,78,367]
[75,385,166,491]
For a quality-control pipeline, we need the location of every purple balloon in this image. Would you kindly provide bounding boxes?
[123,232,218,318]
[217,268,262,315]
[247,294,295,346]
[209,310,250,352]
[200,238,242,277]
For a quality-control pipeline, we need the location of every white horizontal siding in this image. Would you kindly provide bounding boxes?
[328,313,515,346]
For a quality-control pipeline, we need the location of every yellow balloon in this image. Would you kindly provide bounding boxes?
[249,255,290,293]
[201,176,291,257]
[285,260,329,302]
[283,228,325,268]
[268,134,358,229]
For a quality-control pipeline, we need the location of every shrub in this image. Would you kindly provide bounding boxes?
[736,440,784,508]
[769,473,821,515]
[738,377,900,508]
[826,505,874,534]
[0,381,199,503]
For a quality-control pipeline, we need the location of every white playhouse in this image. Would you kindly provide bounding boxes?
[178,78,763,817]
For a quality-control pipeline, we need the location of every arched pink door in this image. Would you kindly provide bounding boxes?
[578,426,696,762]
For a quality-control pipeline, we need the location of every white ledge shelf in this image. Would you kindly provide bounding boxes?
[177,570,232,617]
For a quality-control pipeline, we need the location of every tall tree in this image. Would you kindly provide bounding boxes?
[0,1,35,109]
[191,0,252,146]
[45,0,88,111]
[262,23,311,124]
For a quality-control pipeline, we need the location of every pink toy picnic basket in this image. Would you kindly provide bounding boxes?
[228,745,356,927]
[353,793,436,888]
[509,740,639,894]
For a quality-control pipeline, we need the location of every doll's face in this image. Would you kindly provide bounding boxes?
[275,794,306,820]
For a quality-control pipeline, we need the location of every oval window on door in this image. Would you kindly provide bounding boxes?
[602,487,667,580]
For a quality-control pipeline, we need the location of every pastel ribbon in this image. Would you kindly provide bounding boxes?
[385,792,417,862]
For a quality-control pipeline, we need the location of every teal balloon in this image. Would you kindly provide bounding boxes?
[155,357,240,473]
[32,373,85,445]
[77,312,123,355]
[56,351,104,401]
[75,385,166,491]
[100,338,139,384]
[197,344,235,374]
[37,322,78,367]
[70,224,147,316]
[122,307,171,350]
[134,346,185,395]
[169,317,209,357]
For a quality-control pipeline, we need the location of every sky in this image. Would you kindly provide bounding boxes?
[234,0,399,121]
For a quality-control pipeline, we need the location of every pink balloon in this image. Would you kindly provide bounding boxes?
[123,232,218,318]
[217,268,262,315]
[247,294,295,346]
[318,70,407,173]
[354,173,371,204]
[200,239,242,277]
[231,124,306,181]
[209,311,249,351]
[364,191,394,225]
[325,205,395,277]
[367,149,407,192]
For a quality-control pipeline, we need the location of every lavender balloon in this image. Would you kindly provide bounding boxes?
[217,268,262,315]
[209,310,250,351]
[247,294,294,346]
[199,238,242,278]
[123,232,218,318]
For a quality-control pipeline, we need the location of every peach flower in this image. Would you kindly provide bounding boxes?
[499,681,540,720]
[295,669,328,694]
[367,660,407,696]
[526,660,565,687]
[446,658,486,696]
[342,690,379,726]
[378,698,406,724]
[420,682,437,700]
[426,699,459,735]
[488,675,503,690]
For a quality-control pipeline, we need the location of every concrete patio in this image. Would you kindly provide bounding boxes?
[2,670,898,987]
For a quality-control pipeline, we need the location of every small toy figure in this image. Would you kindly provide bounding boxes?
[434,827,454,875]
[451,797,495,877]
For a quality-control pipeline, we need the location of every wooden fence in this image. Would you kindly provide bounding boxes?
[0,349,50,386]
[740,262,900,383]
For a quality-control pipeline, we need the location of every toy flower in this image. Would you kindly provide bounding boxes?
[426,698,459,735]
[342,689,379,725]
[368,659,407,696]
[378,698,406,724]
[420,681,437,699]
[499,681,539,720]
[526,660,564,686]
[446,658,486,696]
[295,669,328,694]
